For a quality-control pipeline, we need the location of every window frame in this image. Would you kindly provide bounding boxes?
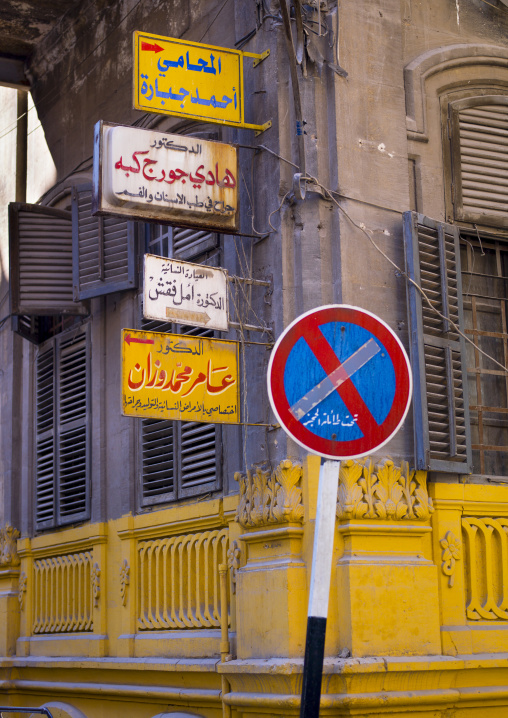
[460,230,508,478]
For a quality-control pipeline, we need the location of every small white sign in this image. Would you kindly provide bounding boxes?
[143,254,229,331]
[93,121,238,232]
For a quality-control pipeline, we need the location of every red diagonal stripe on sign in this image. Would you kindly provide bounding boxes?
[304,315,381,440]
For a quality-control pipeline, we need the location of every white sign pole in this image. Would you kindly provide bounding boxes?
[300,458,341,718]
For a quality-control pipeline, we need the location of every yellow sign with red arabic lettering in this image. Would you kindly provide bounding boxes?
[121,329,239,424]
[133,31,271,134]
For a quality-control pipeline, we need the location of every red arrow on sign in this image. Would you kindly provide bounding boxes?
[124,333,155,346]
[141,41,164,53]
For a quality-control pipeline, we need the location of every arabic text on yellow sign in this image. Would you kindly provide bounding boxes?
[134,32,243,125]
[121,329,239,424]
[133,32,270,133]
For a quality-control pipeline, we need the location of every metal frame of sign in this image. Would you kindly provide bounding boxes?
[133,31,271,135]
[267,304,413,460]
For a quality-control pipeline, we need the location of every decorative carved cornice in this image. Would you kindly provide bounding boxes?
[234,460,304,528]
[0,524,20,566]
[336,459,433,522]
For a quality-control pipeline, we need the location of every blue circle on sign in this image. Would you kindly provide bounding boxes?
[283,322,396,442]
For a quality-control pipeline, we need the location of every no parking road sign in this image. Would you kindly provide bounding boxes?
[268,304,412,718]
[268,305,412,718]
[267,304,412,461]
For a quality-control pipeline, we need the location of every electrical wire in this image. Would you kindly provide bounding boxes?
[0,314,12,330]
[299,173,508,375]
[246,141,508,376]
[199,0,233,42]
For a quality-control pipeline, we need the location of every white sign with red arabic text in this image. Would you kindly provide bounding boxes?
[93,121,239,231]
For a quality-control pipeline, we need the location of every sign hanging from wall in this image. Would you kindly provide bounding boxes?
[121,328,239,424]
[133,31,271,134]
[144,254,229,331]
[267,305,412,460]
[93,121,239,231]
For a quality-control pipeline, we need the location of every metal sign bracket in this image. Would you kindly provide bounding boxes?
[243,48,271,68]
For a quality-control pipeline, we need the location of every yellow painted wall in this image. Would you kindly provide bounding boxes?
[1,458,508,717]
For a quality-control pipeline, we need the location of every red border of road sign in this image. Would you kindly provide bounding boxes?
[267,305,412,459]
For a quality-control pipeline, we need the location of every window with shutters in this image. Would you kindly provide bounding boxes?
[447,95,508,229]
[35,322,90,529]
[139,223,222,506]
[9,183,138,345]
[403,212,473,473]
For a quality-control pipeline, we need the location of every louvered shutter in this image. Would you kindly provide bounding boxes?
[72,183,137,299]
[170,123,220,260]
[12,315,42,344]
[139,317,176,505]
[172,226,219,261]
[57,327,90,523]
[9,203,86,316]
[403,212,472,473]
[139,318,220,505]
[35,344,56,528]
[449,96,508,229]
[178,324,220,498]
[35,325,90,528]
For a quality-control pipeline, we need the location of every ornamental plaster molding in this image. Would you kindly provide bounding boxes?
[120,559,130,606]
[234,460,304,528]
[336,459,433,522]
[404,43,508,138]
[91,562,101,607]
[440,531,461,587]
[18,571,27,609]
[0,523,20,566]
[227,541,241,594]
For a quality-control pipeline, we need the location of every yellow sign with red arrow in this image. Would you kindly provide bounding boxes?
[121,328,239,424]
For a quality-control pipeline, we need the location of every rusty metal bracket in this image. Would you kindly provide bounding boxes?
[243,48,271,68]
[238,119,272,136]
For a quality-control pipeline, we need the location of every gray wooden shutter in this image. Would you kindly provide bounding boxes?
[177,324,220,498]
[141,418,176,504]
[172,226,219,261]
[9,203,86,316]
[139,318,220,505]
[139,317,176,506]
[72,183,137,299]
[403,211,472,473]
[35,324,90,529]
[57,326,90,524]
[449,96,508,229]
[35,343,56,528]
[12,315,42,344]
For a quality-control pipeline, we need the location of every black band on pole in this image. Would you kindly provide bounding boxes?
[300,615,327,718]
